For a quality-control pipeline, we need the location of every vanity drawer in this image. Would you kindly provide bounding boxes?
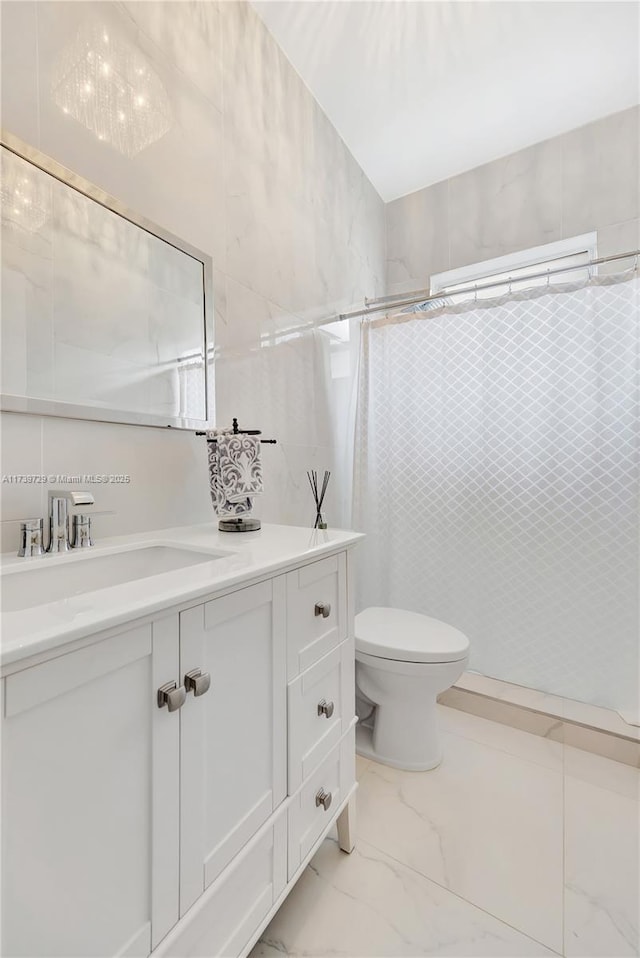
[286,553,347,679]
[287,641,355,793]
[287,728,355,880]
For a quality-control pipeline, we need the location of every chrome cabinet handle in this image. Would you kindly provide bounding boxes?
[314,602,331,618]
[315,787,332,811]
[157,681,186,712]
[317,699,335,719]
[185,668,211,697]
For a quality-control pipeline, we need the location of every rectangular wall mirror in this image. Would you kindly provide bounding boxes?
[0,132,214,430]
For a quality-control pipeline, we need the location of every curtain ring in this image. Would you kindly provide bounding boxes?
[474,283,478,303]
[546,269,550,287]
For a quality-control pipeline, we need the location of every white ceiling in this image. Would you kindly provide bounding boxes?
[251,1,640,202]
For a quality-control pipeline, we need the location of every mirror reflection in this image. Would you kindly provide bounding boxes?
[0,141,212,428]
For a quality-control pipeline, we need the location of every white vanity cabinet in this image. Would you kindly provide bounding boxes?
[0,533,359,958]
[1,617,181,958]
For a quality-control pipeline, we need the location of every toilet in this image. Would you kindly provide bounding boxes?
[355,607,470,771]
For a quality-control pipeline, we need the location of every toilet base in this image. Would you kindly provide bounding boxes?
[356,723,443,772]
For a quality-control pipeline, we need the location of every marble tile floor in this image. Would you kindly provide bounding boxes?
[251,706,639,958]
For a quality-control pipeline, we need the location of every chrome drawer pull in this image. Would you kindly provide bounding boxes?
[317,699,335,719]
[157,681,186,712]
[185,668,211,697]
[315,787,332,811]
[314,602,331,618]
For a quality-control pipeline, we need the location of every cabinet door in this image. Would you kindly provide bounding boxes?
[179,578,287,917]
[1,618,181,957]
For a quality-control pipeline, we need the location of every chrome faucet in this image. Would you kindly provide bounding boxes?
[47,490,95,553]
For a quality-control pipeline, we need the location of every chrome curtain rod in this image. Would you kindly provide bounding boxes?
[336,248,640,322]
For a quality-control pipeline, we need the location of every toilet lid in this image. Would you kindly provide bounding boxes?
[355,607,470,664]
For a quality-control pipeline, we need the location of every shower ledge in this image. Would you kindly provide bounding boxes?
[438,671,640,770]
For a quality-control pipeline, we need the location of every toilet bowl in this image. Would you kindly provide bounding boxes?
[355,607,470,771]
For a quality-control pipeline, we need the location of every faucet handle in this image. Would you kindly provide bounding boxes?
[71,514,93,549]
[18,518,44,557]
[70,510,115,549]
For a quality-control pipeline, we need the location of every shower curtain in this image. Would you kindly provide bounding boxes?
[354,272,639,716]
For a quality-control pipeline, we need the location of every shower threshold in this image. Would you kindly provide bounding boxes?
[439,672,640,769]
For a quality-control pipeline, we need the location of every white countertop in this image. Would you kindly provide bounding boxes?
[0,522,363,670]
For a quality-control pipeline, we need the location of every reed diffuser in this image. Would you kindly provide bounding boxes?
[307,469,330,529]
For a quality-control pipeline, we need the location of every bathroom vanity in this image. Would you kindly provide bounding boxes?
[0,523,362,957]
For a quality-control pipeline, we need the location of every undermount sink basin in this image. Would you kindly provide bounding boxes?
[1,545,228,613]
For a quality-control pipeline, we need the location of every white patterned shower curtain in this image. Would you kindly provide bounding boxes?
[354,273,639,716]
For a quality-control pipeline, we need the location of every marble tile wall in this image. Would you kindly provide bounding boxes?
[385,105,640,296]
[0,0,385,551]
